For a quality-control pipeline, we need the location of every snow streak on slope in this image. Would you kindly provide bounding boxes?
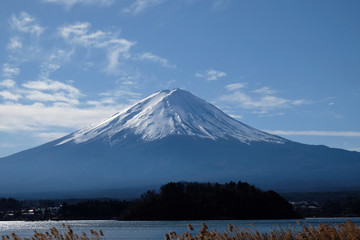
[57,89,285,146]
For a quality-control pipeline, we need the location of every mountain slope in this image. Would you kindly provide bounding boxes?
[1,89,360,198]
[57,89,285,145]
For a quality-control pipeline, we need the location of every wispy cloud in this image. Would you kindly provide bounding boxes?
[0,79,16,88]
[0,143,16,148]
[225,83,246,91]
[49,49,74,63]
[34,131,69,141]
[266,130,360,137]
[136,52,175,68]
[220,91,288,110]
[219,83,308,114]
[59,22,90,41]
[7,37,23,50]
[0,79,137,135]
[229,114,243,119]
[23,79,79,95]
[24,90,79,105]
[196,69,227,81]
[0,91,21,101]
[98,89,143,105]
[0,102,125,132]
[252,86,277,95]
[123,0,166,14]
[0,69,83,105]
[39,63,61,79]
[58,22,134,49]
[58,22,135,74]
[43,0,114,7]
[2,64,20,78]
[22,79,82,105]
[105,48,126,75]
[10,12,45,36]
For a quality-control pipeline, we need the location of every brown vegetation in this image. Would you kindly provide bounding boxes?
[0,224,103,240]
[165,220,360,240]
[2,220,359,240]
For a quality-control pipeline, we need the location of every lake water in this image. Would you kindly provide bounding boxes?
[1,218,359,239]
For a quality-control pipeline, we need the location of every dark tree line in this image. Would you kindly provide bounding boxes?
[0,198,21,212]
[123,181,299,220]
[1,181,301,220]
[60,200,130,220]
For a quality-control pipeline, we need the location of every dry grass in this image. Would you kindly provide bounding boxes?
[165,220,360,240]
[1,224,104,240]
[2,220,359,240]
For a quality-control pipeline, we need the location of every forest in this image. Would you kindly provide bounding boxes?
[120,181,299,220]
[1,181,300,220]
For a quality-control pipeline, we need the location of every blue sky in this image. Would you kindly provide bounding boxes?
[1,0,360,157]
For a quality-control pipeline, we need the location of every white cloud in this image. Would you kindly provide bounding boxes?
[220,91,285,109]
[118,73,141,86]
[43,0,113,7]
[105,47,126,74]
[87,98,115,106]
[229,114,243,119]
[292,99,307,105]
[113,90,142,98]
[206,69,226,81]
[34,131,69,141]
[219,84,308,114]
[0,102,125,132]
[0,75,84,106]
[99,89,142,105]
[123,0,166,14]
[137,52,175,68]
[21,79,82,105]
[49,49,74,62]
[105,43,135,74]
[58,22,135,74]
[2,64,20,78]
[196,69,227,81]
[39,63,61,79]
[220,91,303,111]
[10,12,45,36]
[195,73,203,78]
[58,22,134,49]
[87,88,143,107]
[7,37,23,50]
[225,83,246,91]
[0,91,21,101]
[0,143,16,148]
[59,22,91,42]
[24,90,80,105]
[23,79,80,96]
[0,79,16,88]
[266,130,360,137]
[252,86,277,95]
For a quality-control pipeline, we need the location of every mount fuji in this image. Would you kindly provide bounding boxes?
[1,88,360,198]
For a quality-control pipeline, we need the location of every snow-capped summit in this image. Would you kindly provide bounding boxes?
[57,88,285,146]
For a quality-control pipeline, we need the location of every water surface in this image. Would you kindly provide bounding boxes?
[0,218,359,239]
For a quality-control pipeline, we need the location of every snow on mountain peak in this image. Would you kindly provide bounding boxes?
[57,88,285,146]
